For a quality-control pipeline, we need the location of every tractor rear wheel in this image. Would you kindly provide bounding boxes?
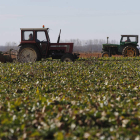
[122,46,138,57]
[61,54,74,62]
[18,45,41,63]
[102,52,110,57]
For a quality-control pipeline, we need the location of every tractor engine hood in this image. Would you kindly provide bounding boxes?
[49,43,74,53]
[102,44,119,48]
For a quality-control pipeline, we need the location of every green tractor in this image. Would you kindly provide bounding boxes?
[102,35,139,57]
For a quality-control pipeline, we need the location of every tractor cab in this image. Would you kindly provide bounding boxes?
[120,35,138,46]
[21,28,50,42]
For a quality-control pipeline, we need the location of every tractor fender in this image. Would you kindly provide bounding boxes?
[125,43,137,47]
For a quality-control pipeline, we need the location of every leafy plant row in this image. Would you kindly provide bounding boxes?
[0,57,140,139]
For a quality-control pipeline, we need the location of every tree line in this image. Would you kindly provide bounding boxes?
[0,39,118,53]
[61,39,118,52]
[0,42,18,52]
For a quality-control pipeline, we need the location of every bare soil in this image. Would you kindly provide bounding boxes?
[79,52,122,58]
[79,52,101,58]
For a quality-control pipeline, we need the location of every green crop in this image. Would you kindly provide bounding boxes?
[0,57,140,139]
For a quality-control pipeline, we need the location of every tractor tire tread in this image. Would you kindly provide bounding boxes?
[122,45,138,57]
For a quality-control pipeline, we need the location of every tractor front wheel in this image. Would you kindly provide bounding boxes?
[18,45,41,63]
[102,52,110,57]
[61,54,74,62]
[122,46,138,57]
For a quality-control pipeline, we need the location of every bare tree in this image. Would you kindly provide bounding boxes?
[5,42,18,52]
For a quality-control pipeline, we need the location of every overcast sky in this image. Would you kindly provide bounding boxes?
[0,0,140,45]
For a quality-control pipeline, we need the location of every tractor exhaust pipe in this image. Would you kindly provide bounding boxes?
[57,29,61,43]
[107,37,109,44]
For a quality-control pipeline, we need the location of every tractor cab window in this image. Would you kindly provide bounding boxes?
[122,37,128,42]
[36,31,47,42]
[122,36,137,42]
[23,31,33,41]
[129,37,137,42]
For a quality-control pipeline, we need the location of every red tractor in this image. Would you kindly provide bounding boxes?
[17,27,79,62]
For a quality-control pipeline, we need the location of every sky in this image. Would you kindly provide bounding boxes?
[0,0,140,45]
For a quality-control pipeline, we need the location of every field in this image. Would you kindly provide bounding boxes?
[0,57,140,139]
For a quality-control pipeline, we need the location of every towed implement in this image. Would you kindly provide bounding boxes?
[0,49,17,63]
[102,35,139,57]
